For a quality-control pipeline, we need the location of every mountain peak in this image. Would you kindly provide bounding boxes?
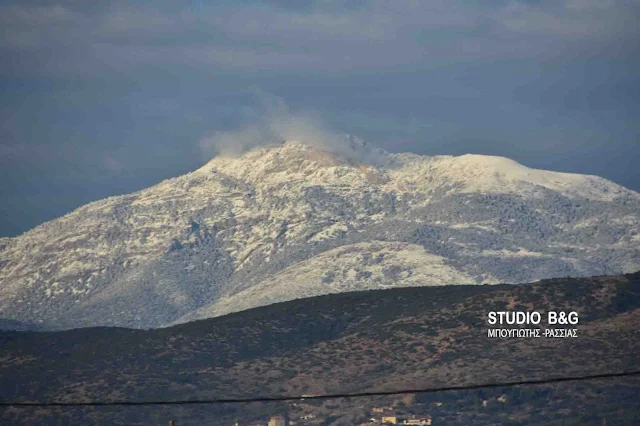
[202,136,386,165]
[195,137,393,187]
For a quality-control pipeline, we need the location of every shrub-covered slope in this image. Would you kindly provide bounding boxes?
[1,272,639,425]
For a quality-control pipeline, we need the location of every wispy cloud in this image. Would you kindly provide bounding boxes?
[199,92,347,156]
[198,92,392,166]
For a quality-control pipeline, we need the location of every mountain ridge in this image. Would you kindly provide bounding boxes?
[1,140,638,329]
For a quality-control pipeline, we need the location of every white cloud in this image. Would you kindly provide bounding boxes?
[199,93,346,157]
[198,92,390,165]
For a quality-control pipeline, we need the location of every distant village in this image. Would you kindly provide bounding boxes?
[225,393,511,426]
[230,404,434,426]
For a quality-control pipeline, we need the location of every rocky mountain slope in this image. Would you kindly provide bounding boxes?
[2,273,639,425]
[1,139,639,329]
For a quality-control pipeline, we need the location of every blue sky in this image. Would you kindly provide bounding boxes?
[1,0,639,236]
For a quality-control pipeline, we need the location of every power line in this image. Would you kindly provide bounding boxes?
[2,369,639,407]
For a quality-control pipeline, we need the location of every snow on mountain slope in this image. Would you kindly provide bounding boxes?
[176,241,481,323]
[198,142,629,201]
[392,153,627,201]
[0,140,638,329]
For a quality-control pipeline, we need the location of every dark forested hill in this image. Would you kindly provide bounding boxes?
[1,272,640,425]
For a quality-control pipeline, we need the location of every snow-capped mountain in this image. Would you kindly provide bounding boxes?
[1,140,639,329]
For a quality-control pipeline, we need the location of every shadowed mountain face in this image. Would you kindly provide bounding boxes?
[1,273,639,425]
[1,140,639,330]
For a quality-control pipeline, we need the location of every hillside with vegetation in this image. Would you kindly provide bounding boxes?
[1,272,639,425]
